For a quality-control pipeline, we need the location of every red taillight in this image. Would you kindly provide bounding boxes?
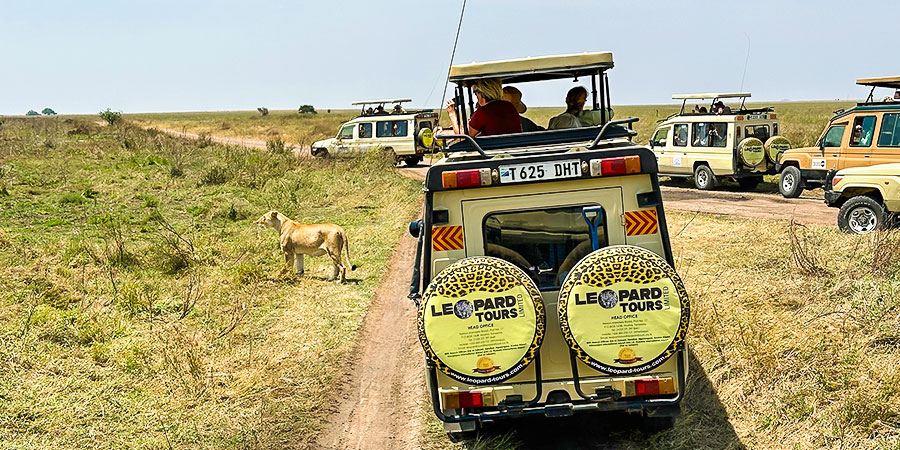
[736,126,741,139]
[773,123,779,135]
[442,168,491,189]
[770,113,777,119]
[594,155,640,176]
[635,379,660,396]
[832,176,843,187]
[736,115,744,121]
[458,391,483,408]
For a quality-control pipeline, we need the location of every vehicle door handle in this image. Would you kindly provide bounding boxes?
[864,155,870,158]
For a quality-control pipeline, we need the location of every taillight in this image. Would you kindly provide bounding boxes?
[773,123,779,135]
[735,115,744,121]
[736,126,741,139]
[441,390,495,409]
[589,155,641,177]
[442,169,491,189]
[832,176,843,187]
[625,377,676,397]
[770,113,777,119]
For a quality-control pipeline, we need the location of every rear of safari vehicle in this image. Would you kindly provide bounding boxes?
[410,139,689,439]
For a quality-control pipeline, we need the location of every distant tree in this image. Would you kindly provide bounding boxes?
[257,107,269,116]
[298,104,317,114]
[42,108,57,116]
[26,110,40,116]
[99,108,122,125]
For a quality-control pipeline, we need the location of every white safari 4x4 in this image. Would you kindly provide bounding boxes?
[311,99,437,166]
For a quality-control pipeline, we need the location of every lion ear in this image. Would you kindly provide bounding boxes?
[270,211,277,218]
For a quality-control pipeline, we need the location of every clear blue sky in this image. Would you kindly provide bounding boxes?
[3,0,897,114]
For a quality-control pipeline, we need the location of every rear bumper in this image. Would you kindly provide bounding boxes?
[824,190,842,206]
[428,347,687,425]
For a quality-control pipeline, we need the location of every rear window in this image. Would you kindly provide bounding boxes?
[483,206,608,291]
[744,125,770,142]
[879,113,900,147]
[376,120,408,137]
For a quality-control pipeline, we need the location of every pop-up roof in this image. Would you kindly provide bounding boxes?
[351,98,412,105]
[856,77,900,89]
[672,92,751,100]
[449,52,614,83]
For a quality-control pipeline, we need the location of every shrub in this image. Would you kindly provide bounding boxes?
[257,107,269,116]
[41,108,57,116]
[266,136,287,154]
[196,132,212,148]
[298,104,317,114]
[99,108,122,125]
[26,110,40,116]
[200,165,228,185]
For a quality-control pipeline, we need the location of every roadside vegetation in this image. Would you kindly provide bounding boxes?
[422,211,900,449]
[0,117,422,448]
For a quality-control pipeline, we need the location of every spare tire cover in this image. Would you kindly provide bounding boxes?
[418,256,545,385]
[737,137,765,167]
[765,136,791,163]
[558,245,689,375]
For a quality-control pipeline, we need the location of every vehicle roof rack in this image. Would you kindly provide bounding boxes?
[351,98,412,105]
[449,52,614,84]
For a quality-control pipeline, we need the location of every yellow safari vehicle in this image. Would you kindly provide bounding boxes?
[648,93,790,190]
[824,163,900,233]
[777,77,900,198]
[407,52,690,441]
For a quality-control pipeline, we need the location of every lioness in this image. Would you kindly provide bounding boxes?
[256,210,356,283]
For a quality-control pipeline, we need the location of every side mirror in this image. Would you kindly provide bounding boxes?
[408,219,422,238]
[818,140,825,152]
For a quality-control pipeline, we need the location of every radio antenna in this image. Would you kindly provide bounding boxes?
[739,33,751,91]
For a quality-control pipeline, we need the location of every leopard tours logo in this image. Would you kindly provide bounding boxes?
[574,286,671,312]
[430,294,526,323]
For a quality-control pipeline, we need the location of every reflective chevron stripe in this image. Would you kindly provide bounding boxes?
[625,210,659,236]
[432,226,464,251]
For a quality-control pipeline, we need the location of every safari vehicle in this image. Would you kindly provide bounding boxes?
[648,93,790,190]
[310,99,437,166]
[777,77,900,198]
[824,163,900,234]
[406,52,690,441]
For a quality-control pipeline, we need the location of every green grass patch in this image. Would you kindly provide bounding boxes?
[0,117,422,449]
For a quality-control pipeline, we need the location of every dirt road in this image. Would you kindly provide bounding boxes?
[149,127,312,157]
[316,230,426,450]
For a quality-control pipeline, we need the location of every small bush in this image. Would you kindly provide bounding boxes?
[41,108,57,116]
[60,192,87,204]
[257,107,269,116]
[26,110,40,116]
[200,165,228,185]
[196,132,212,148]
[298,104,317,114]
[266,136,287,154]
[138,193,159,208]
[99,108,122,125]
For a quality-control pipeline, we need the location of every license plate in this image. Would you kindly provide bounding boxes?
[498,159,581,184]
[747,114,766,120]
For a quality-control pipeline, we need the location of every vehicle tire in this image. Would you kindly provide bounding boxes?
[640,415,676,433]
[311,148,328,158]
[838,196,885,234]
[737,176,763,190]
[405,156,422,167]
[693,165,717,190]
[778,166,804,198]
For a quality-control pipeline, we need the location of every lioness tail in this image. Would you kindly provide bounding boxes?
[343,231,357,271]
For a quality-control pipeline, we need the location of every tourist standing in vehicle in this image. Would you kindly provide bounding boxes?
[502,86,544,132]
[445,78,521,137]
[548,86,589,129]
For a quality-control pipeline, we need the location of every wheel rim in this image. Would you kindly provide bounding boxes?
[848,206,878,233]
[782,173,794,191]
[697,170,708,187]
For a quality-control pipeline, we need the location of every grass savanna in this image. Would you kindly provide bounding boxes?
[128,109,361,148]
[0,117,421,448]
[423,212,900,450]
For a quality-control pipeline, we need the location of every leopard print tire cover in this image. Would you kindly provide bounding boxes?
[558,245,689,376]
[417,256,545,386]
